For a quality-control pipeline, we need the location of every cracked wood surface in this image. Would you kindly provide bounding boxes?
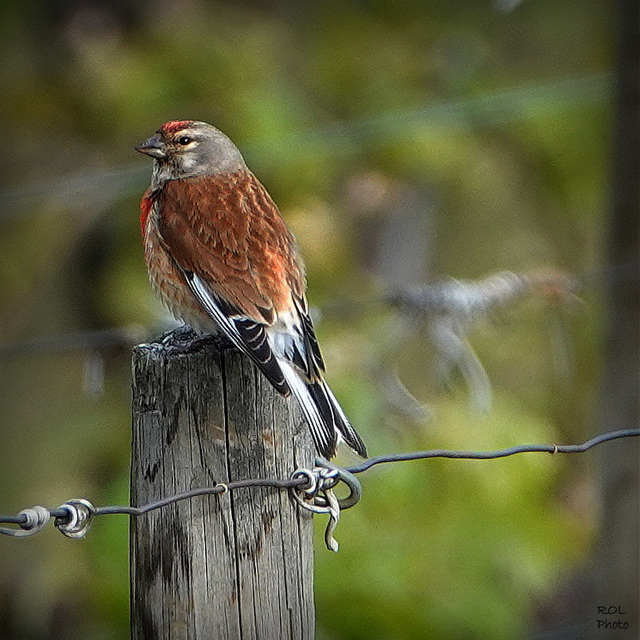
[130,333,315,640]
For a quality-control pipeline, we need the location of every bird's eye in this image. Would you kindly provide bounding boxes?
[177,135,193,146]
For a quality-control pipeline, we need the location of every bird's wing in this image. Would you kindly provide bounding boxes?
[291,293,325,376]
[185,271,290,395]
[156,172,307,395]
[155,172,369,457]
[264,296,367,458]
[158,172,305,322]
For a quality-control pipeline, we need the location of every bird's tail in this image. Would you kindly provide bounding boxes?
[278,361,367,459]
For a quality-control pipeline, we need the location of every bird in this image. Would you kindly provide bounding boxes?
[135,120,367,459]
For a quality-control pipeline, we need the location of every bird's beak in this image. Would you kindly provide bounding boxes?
[135,134,166,159]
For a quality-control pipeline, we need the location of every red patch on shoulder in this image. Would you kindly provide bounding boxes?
[159,120,195,135]
[140,188,158,238]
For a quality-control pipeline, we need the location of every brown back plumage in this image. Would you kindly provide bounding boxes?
[157,170,306,325]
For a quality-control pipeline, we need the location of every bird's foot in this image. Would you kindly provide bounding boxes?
[157,326,227,355]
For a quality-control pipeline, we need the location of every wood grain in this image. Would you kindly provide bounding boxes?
[130,333,315,639]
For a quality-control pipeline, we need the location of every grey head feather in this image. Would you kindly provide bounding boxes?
[144,121,248,188]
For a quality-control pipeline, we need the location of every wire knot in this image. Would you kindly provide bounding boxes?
[0,506,51,537]
[55,499,95,539]
[290,459,362,552]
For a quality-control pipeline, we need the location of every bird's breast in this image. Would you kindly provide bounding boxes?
[143,197,217,334]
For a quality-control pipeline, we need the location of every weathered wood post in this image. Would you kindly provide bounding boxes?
[130,333,315,640]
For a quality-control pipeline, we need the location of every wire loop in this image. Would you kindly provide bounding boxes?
[315,459,362,510]
[0,506,50,538]
[290,468,317,495]
[55,499,95,539]
[290,460,363,552]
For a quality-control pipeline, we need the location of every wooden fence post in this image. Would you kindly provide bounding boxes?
[130,333,315,640]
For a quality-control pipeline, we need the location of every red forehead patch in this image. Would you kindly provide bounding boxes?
[159,120,194,135]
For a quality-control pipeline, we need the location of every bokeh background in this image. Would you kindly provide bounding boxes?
[0,1,637,639]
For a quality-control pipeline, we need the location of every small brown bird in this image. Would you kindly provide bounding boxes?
[136,120,367,459]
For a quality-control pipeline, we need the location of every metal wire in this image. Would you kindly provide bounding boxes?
[345,428,640,474]
[0,428,637,541]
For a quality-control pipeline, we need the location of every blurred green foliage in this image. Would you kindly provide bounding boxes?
[0,1,610,638]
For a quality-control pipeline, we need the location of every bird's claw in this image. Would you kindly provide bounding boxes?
[156,326,225,355]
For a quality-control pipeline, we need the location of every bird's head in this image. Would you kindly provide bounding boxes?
[135,120,246,185]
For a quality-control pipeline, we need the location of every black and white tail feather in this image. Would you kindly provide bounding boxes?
[184,271,367,459]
